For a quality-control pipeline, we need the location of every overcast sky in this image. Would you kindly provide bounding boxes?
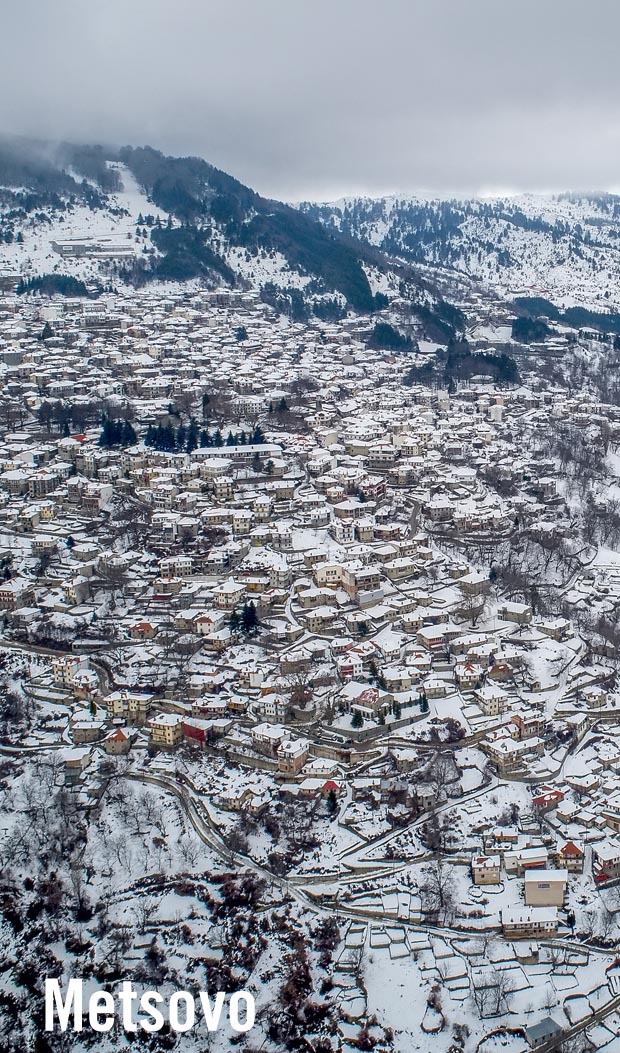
[2,0,620,201]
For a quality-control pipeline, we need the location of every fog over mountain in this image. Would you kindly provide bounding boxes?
[3,0,620,200]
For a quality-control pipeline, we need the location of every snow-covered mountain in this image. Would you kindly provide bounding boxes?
[300,192,620,312]
[0,138,462,338]
[9,136,620,337]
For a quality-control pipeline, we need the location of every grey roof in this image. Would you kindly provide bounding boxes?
[524,1017,563,1042]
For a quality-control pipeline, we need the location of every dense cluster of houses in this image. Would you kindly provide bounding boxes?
[3,282,620,950]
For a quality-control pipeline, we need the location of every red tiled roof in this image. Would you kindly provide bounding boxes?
[560,841,584,857]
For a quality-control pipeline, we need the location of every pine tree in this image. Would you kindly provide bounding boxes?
[121,420,137,445]
[38,402,54,433]
[98,417,113,447]
[241,601,259,635]
[186,419,199,452]
[163,424,176,451]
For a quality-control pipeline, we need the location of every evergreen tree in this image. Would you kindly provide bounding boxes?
[100,416,137,448]
[351,710,364,728]
[37,401,54,433]
[176,424,187,451]
[162,423,176,451]
[186,419,199,452]
[121,420,137,445]
[99,417,113,448]
[240,601,259,636]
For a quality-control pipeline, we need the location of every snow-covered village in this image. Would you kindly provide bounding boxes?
[5,5,620,1046]
[4,189,620,1051]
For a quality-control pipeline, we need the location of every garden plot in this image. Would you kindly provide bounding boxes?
[344,924,367,948]
[477,1035,527,1053]
[364,952,434,1042]
[421,1002,444,1032]
[406,931,431,954]
[385,925,407,944]
[335,987,366,1020]
[589,982,613,1011]
[495,962,531,994]
[369,928,391,949]
[586,1023,619,1050]
[395,888,422,919]
[343,886,422,921]
[437,955,469,982]
[445,978,470,1001]
[367,925,412,960]
[606,962,620,993]
[552,972,580,992]
[337,1020,363,1044]
[430,935,453,960]
[389,941,411,960]
[563,993,593,1024]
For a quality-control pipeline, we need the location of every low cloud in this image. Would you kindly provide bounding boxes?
[2,0,620,200]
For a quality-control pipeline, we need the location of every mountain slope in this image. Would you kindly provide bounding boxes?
[300,193,620,312]
[0,138,464,338]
